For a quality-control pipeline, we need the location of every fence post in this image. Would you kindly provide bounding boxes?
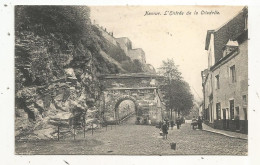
[57,125,60,141]
[83,116,86,138]
[84,123,86,138]
[74,127,76,140]
[92,123,93,135]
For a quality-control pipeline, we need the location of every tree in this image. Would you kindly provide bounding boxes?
[158,59,194,119]
[158,59,182,81]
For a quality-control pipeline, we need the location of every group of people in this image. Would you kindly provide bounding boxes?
[191,116,203,130]
[159,117,183,139]
[159,116,203,139]
[136,117,152,125]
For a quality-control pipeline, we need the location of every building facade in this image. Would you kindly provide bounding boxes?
[201,7,248,134]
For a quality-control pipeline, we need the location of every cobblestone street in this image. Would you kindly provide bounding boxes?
[16,116,247,155]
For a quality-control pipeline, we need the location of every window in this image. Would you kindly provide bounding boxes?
[210,104,213,122]
[205,108,209,120]
[216,103,221,120]
[230,100,235,119]
[235,106,240,119]
[243,108,247,120]
[222,109,227,120]
[215,75,220,89]
[225,46,234,55]
[243,95,247,105]
[226,108,229,119]
[230,65,236,83]
[236,106,239,115]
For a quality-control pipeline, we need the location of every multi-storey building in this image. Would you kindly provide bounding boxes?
[201,7,248,134]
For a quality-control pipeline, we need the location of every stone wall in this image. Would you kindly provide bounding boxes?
[101,77,158,89]
[128,48,146,64]
[93,24,155,72]
[213,119,248,134]
[115,37,132,54]
[102,89,157,122]
[99,74,165,124]
[94,24,118,46]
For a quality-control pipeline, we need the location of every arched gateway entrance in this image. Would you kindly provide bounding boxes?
[114,96,138,123]
[98,73,166,125]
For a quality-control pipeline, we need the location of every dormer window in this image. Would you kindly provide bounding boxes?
[222,40,239,57]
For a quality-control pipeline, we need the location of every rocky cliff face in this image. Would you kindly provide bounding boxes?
[15,6,153,140]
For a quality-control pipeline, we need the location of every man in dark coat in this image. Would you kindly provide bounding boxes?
[176,117,181,129]
[170,120,174,130]
[162,121,168,139]
[197,116,203,129]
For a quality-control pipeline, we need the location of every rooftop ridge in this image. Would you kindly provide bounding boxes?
[214,7,246,32]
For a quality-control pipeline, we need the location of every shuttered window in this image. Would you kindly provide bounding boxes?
[216,103,221,120]
[230,100,235,119]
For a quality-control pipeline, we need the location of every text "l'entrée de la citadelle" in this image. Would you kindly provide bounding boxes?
[144,10,220,16]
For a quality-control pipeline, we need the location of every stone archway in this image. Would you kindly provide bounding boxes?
[98,73,166,125]
[114,95,139,122]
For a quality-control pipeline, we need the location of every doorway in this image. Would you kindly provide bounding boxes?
[222,109,227,130]
[115,99,137,124]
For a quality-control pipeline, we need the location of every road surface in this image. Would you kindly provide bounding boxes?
[16,115,247,155]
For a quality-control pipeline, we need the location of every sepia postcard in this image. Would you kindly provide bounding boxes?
[1,1,260,165]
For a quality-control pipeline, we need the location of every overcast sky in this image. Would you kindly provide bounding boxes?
[90,6,244,101]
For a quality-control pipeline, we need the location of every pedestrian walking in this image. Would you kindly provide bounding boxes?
[176,117,181,129]
[166,119,170,130]
[191,116,197,130]
[170,120,174,130]
[197,116,203,130]
[162,120,168,139]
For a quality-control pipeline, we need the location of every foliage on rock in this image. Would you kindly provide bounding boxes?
[14,6,145,140]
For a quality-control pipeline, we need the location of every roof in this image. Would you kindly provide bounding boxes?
[205,30,215,50]
[201,69,209,86]
[205,7,248,63]
[210,30,248,72]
